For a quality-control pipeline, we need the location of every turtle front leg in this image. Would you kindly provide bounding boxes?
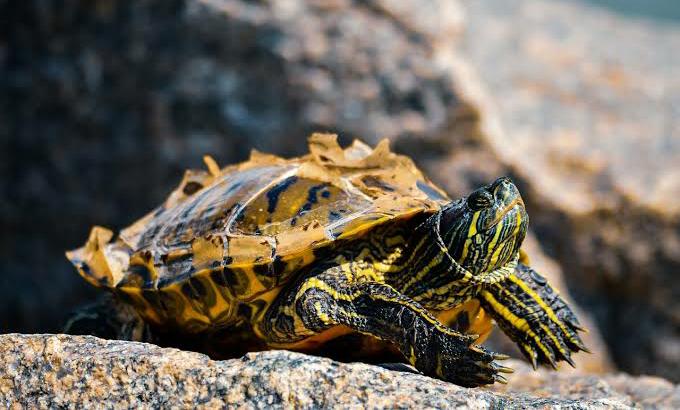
[479,262,588,369]
[258,267,511,387]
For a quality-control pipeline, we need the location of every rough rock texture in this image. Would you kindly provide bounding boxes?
[458,0,680,382]
[495,357,680,410]
[2,334,677,409]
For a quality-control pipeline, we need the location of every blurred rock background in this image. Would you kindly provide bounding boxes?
[1,0,678,382]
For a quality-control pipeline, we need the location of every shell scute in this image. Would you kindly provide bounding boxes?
[67,133,450,331]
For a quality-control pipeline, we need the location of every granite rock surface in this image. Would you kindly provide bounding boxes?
[2,334,678,409]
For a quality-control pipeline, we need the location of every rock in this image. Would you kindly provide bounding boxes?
[456,0,680,382]
[496,358,680,410]
[2,334,677,409]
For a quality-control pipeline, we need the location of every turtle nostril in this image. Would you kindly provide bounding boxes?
[491,176,512,191]
[467,188,494,211]
[492,177,519,202]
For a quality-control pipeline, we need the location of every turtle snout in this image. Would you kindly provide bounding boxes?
[491,177,523,210]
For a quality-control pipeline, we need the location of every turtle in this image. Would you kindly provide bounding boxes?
[65,133,588,387]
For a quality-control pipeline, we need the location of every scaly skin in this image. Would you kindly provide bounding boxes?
[259,268,511,387]
[480,263,588,369]
[254,178,586,386]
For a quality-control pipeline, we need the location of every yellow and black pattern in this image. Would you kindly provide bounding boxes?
[479,263,588,369]
[66,134,588,388]
[258,267,512,387]
[442,177,528,276]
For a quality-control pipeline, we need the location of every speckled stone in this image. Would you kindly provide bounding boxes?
[2,334,677,409]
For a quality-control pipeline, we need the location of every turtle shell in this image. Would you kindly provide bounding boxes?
[67,133,449,330]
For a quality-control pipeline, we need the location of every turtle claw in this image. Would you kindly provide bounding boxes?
[527,349,538,370]
[570,323,588,332]
[493,353,511,360]
[493,374,509,384]
[539,345,559,370]
[492,362,515,374]
[469,344,487,354]
[577,343,592,354]
[569,333,591,353]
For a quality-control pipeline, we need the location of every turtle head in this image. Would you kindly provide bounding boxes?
[440,177,528,278]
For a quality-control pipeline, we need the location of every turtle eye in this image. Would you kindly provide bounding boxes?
[467,188,494,211]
